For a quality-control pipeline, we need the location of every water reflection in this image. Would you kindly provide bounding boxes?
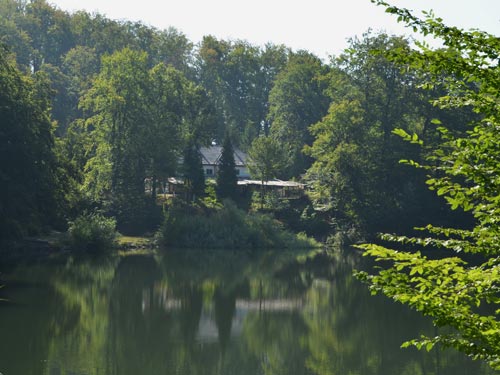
[0,249,497,375]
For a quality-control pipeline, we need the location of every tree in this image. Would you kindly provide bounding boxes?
[152,27,194,76]
[268,51,330,178]
[247,136,286,207]
[304,31,476,237]
[304,33,426,235]
[0,1,33,72]
[145,63,204,200]
[216,134,238,201]
[78,48,214,232]
[55,46,100,136]
[79,48,150,202]
[248,136,286,183]
[22,0,74,71]
[357,0,500,369]
[182,141,205,201]
[0,45,62,238]
[196,36,289,146]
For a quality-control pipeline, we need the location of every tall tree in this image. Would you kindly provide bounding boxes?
[0,45,62,238]
[77,48,215,230]
[248,136,286,183]
[182,141,205,201]
[152,27,194,76]
[21,0,73,71]
[268,51,330,178]
[304,32,471,235]
[80,48,150,202]
[0,0,33,71]
[247,135,286,207]
[146,63,216,199]
[216,134,238,201]
[196,36,289,146]
[357,0,500,369]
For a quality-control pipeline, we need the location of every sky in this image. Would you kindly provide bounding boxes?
[49,0,500,59]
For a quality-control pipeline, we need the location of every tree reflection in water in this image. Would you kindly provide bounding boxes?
[0,249,497,375]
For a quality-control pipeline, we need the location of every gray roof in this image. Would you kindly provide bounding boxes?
[199,146,247,167]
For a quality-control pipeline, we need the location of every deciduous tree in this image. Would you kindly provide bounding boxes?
[268,51,330,178]
[357,1,500,369]
[0,45,61,238]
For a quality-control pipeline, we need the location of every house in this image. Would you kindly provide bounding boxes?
[199,146,250,179]
[164,147,304,199]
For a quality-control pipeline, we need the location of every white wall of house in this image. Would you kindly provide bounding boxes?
[203,165,249,179]
[236,166,250,179]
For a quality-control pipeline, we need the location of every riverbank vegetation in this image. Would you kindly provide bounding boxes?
[67,213,117,252]
[1,0,500,369]
[157,200,319,249]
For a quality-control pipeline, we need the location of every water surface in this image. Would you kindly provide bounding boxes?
[0,248,497,375]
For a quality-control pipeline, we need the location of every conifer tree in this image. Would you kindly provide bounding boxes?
[183,142,205,201]
[216,134,238,201]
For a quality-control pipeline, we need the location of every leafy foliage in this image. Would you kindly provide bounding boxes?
[0,44,63,238]
[247,135,286,183]
[304,31,474,236]
[182,141,205,201]
[357,0,500,369]
[196,37,289,146]
[156,200,319,250]
[78,48,213,231]
[268,52,330,178]
[68,212,117,252]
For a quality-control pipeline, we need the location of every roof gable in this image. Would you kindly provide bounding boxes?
[199,146,247,167]
[199,146,222,165]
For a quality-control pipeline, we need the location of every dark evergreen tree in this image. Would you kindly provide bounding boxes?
[216,135,238,201]
[182,142,205,201]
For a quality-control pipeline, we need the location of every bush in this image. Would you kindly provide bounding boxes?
[68,213,117,252]
[156,199,320,250]
[108,194,162,236]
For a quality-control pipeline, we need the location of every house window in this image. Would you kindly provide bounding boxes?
[206,168,213,176]
[236,169,240,175]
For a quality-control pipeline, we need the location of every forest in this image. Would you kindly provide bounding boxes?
[2,0,500,370]
[0,0,475,244]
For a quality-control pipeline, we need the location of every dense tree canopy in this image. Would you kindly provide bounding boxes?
[196,36,289,147]
[2,0,500,370]
[304,31,474,236]
[0,44,62,238]
[268,52,330,178]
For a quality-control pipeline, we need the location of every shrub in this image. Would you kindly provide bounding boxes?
[68,213,117,252]
[108,194,162,235]
[156,199,320,250]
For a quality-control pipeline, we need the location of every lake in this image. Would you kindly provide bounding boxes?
[0,248,497,375]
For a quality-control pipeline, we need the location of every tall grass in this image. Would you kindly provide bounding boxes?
[156,200,319,250]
